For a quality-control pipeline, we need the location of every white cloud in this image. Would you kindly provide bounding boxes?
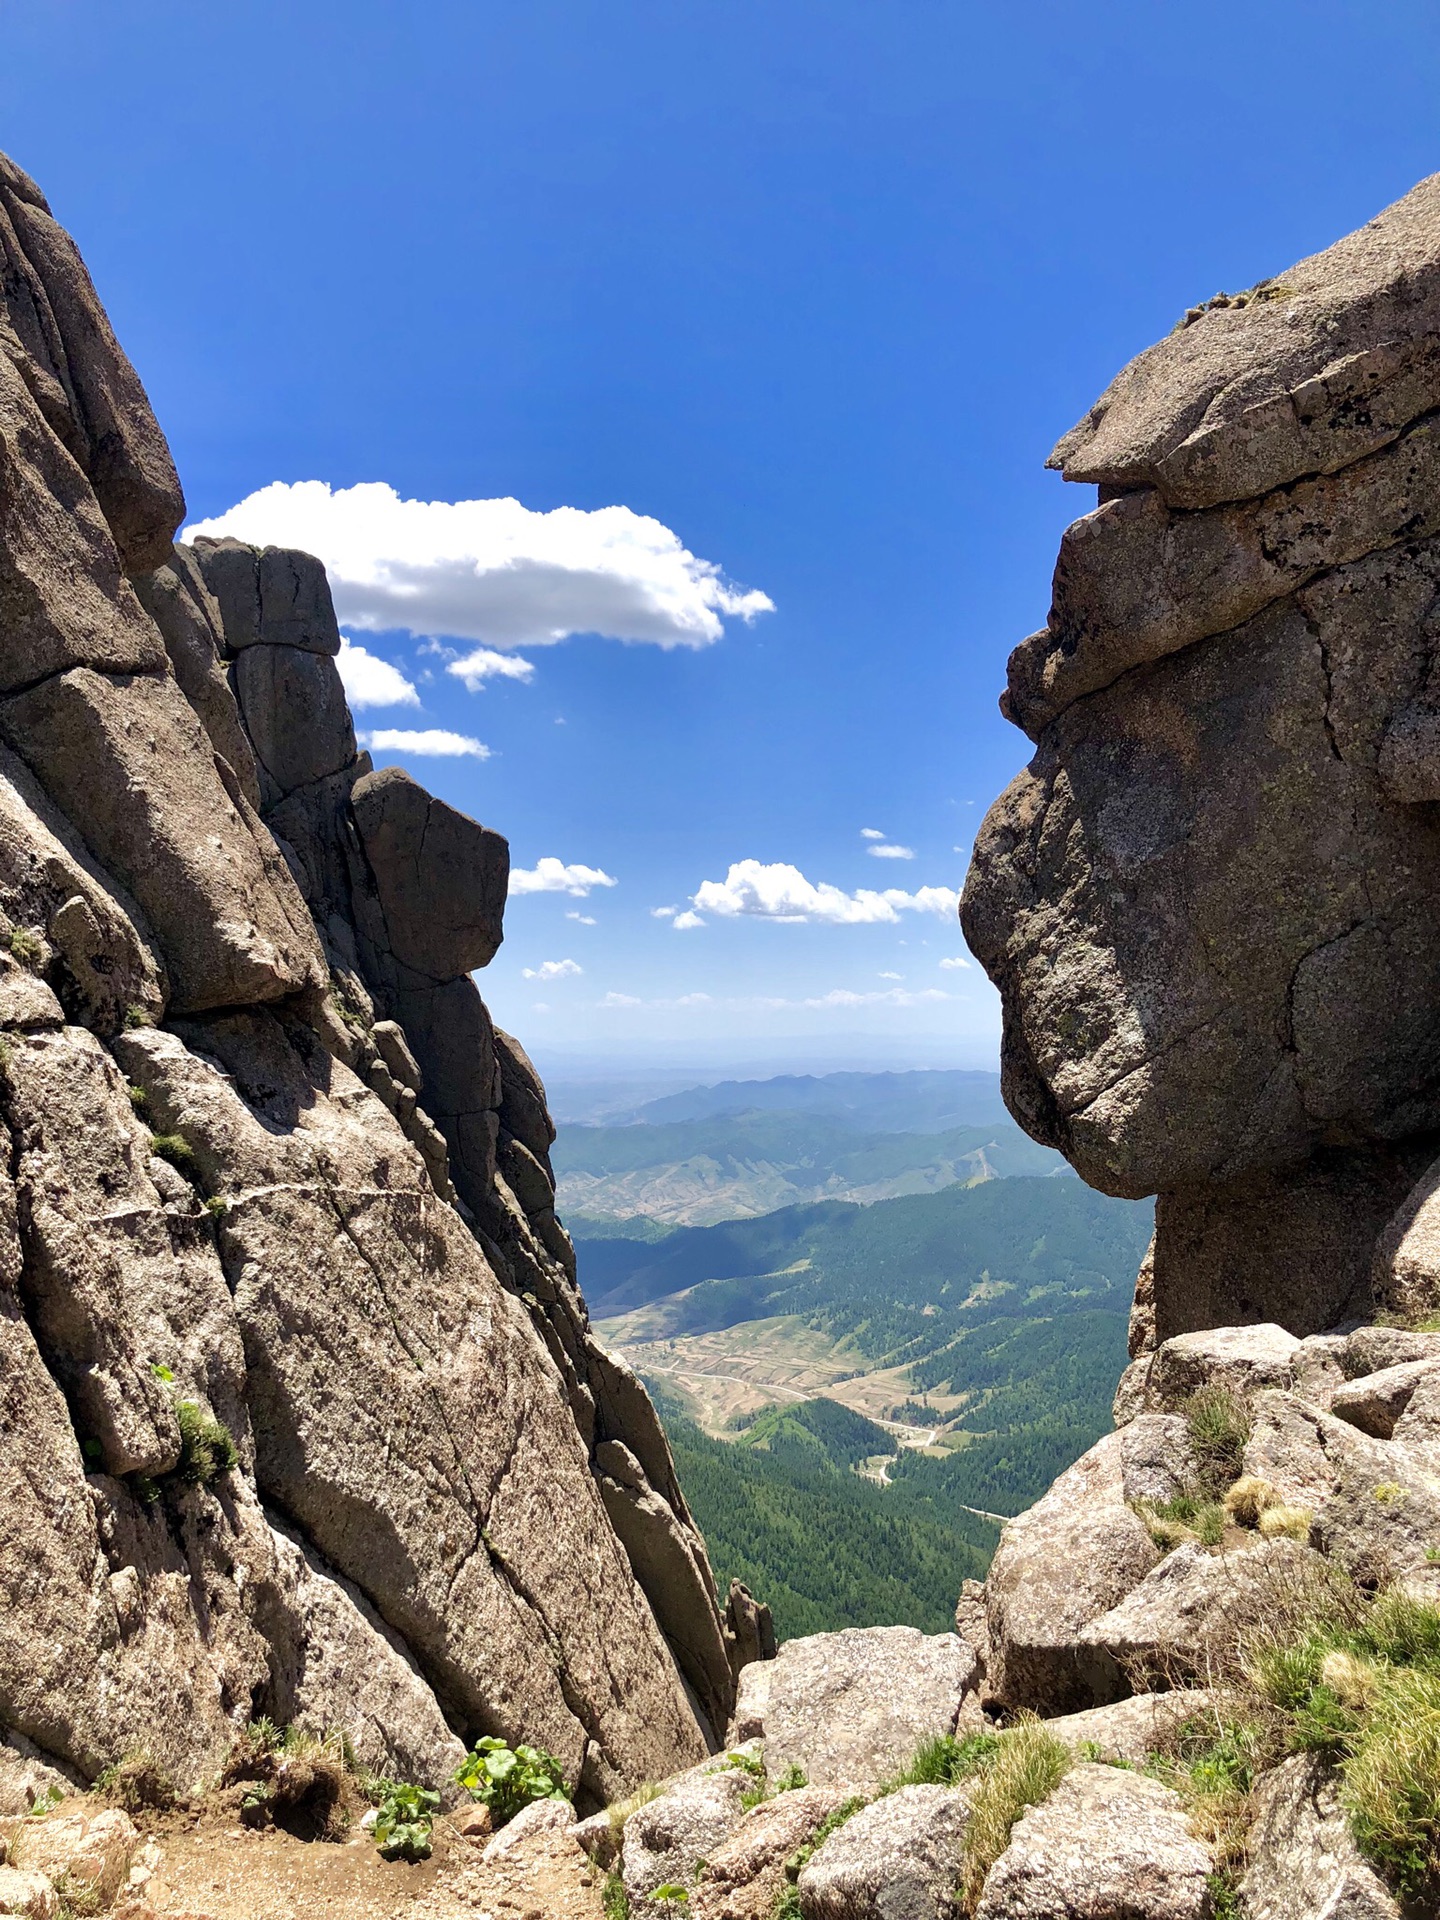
[939,955,972,970]
[868,843,915,860]
[671,910,705,931]
[185,480,774,650]
[860,827,886,840]
[803,987,950,1008]
[674,992,713,1006]
[447,647,537,692]
[566,911,597,925]
[878,970,903,981]
[690,861,959,926]
[521,958,583,981]
[601,991,643,1008]
[360,728,490,758]
[650,905,680,919]
[336,635,419,709]
[510,858,618,897]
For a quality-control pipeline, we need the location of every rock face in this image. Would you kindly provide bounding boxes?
[962,172,1440,1339]
[0,148,752,1805]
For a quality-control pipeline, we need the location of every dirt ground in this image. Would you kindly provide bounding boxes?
[11,1796,608,1920]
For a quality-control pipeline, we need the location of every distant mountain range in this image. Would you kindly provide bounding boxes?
[554,1068,1063,1225]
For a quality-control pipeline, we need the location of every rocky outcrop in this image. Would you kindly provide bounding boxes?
[962,173,1440,1340]
[0,146,750,1807]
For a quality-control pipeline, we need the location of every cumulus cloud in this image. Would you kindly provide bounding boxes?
[510,858,618,897]
[446,647,537,692]
[336,636,419,709]
[860,827,886,840]
[939,955,972,970]
[521,958,583,981]
[690,861,958,925]
[671,910,705,931]
[185,481,773,651]
[867,843,915,860]
[360,728,490,758]
[650,905,680,919]
[566,911,597,925]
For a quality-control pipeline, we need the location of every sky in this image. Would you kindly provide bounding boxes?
[5,0,1440,1072]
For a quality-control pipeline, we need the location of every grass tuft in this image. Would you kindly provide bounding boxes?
[889,1732,999,1790]
[1183,1388,1252,1494]
[174,1400,239,1486]
[957,1717,1070,1912]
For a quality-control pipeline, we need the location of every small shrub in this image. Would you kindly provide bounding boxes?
[372,1780,440,1861]
[174,1400,239,1486]
[126,1085,149,1114]
[123,1005,155,1030]
[958,1719,1070,1912]
[93,1754,175,1814]
[454,1736,570,1828]
[1183,1388,1252,1494]
[202,1194,229,1219]
[149,1132,194,1170]
[9,926,40,963]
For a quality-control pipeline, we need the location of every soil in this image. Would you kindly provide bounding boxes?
[12,1794,609,1920]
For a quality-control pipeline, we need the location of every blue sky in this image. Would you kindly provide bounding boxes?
[6,0,1440,1070]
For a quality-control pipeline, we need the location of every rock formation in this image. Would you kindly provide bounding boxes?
[962,173,1440,1344]
[0,146,759,1808]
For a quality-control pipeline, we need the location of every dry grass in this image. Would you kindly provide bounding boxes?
[957,1717,1071,1913]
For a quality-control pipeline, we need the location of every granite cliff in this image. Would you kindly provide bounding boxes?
[963,172,1440,1351]
[0,145,761,1811]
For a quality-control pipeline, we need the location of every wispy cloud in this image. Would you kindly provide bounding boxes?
[337,636,419,709]
[939,955,972,970]
[601,991,643,1008]
[867,842,915,860]
[860,827,886,840]
[186,481,773,650]
[801,987,949,1008]
[510,858,618,897]
[521,958,583,981]
[566,911,597,925]
[689,860,958,925]
[360,728,490,758]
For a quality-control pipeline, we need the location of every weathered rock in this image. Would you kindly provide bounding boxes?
[17,1806,138,1907]
[480,1794,576,1861]
[963,176,1440,1340]
[985,1429,1159,1713]
[1050,175,1440,511]
[186,539,341,655]
[232,644,356,803]
[130,549,262,810]
[352,766,508,979]
[741,1627,978,1789]
[1238,1755,1399,1920]
[1372,1152,1440,1323]
[264,1519,467,1793]
[0,1734,76,1818]
[1040,1689,1217,1765]
[796,1785,970,1920]
[973,1763,1212,1920]
[621,1760,752,1913]
[0,668,323,1012]
[0,153,184,573]
[730,1658,770,1745]
[1079,1537,1331,1689]
[114,1015,709,1803]
[1118,1414,1202,1506]
[724,1579,777,1679]
[0,1866,56,1918]
[690,1787,852,1920]
[1330,1359,1440,1438]
[1341,1325,1440,1379]
[1145,1325,1301,1410]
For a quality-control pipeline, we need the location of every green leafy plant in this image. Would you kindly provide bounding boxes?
[123,1005,155,1030]
[372,1780,440,1861]
[9,925,40,963]
[453,1736,570,1828]
[650,1887,688,1905]
[149,1131,194,1169]
[889,1731,999,1790]
[126,1084,149,1114]
[602,1871,630,1920]
[773,1762,808,1793]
